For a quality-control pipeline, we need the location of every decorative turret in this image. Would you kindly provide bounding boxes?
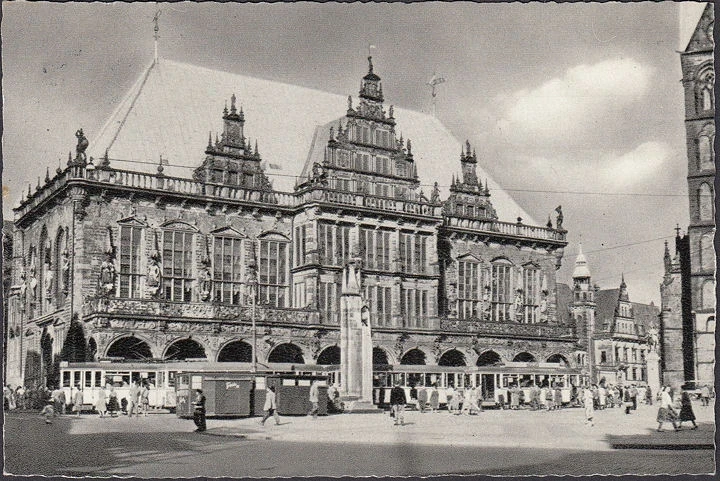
[221,93,246,150]
[619,273,629,301]
[359,56,383,103]
[572,244,591,281]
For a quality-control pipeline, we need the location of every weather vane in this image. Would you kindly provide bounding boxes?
[153,10,162,63]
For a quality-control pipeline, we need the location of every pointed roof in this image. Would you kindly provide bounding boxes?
[572,243,591,279]
[680,2,713,52]
[82,58,534,222]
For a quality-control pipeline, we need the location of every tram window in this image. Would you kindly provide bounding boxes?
[145,372,157,386]
[464,374,472,387]
[95,372,102,387]
[131,372,141,384]
[157,372,165,388]
[85,371,93,388]
[62,371,71,387]
[425,374,439,387]
[168,372,176,388]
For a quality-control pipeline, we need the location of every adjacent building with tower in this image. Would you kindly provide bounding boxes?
[660,3,715,389]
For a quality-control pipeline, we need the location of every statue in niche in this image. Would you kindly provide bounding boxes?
[19,267,27,300]
[430,182,441,203]
[29,263,38,300]
[61,250,70,293]
[99,253,116,295]
[555,205,564,230]
[481,285,491,320]
[199,258,212,302]
[146,250,162,296]
[44,264,54,299]
[513,289,524,321]
[539,290,549,323]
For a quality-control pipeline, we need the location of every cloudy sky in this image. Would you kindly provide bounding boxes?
[2,2,705,304]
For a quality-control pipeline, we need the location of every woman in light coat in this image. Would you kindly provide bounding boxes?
[96,385,107,418]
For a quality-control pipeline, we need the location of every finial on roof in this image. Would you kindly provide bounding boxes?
[27,184,31,198]
[230,94,237,115]
[254,140,259,157]
[239,105,244,121]
[484,178,489,195]
[406,139,412,155]
[208,131,213,149]
[547,215,553,229]
[465,140,471,156]
[368,56,374,74]
[45,167,50,183]
[223,101,228,116]
[347,95,352,111]
[57,158,62,175]
[329,126,334,141]
[67,151,72,166]
[36,177,41,191]
[215,133,220,147]
[389,105,394,118]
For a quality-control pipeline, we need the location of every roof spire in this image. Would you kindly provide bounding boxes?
[152,10,161,64]
[368,55,374,74]
[254,140,259,157]
[572,243,591,280]
[45,167,50,183]
[230,93,237,115]
[208,131,213,149]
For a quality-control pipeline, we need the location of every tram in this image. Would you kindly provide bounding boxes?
[371,362,586,407]
[58,360,339,411]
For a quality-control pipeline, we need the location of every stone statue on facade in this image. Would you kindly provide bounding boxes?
[430,182,441,203]
[647,325,660,353]
[75,129,89,164]
[29,263,38,300]
[99,253,116,295]
[513,289,524,321]
[481,285,491,320]
[539,291,549,323]
[44,265,54,299]
[199,258,212,302]
[61,250,70,293]
[146,250,162,296]
[555,205,564,230]
[19,267,27,301]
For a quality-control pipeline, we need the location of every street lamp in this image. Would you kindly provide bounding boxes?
[246,262,258,373]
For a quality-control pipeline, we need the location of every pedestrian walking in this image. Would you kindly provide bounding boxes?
[192,389,207,432]
[307,380,320,418]
[96,385,107,418]
[107,386,119,417]
[72,385,83,417]
[583,386,594,427]
[509,385,520,410]
[530,383,540,411]
[428,384,439,412]
[630,384,638,410]
[445,386,455,414]
[417,386,428,413]
[656,386,679,432]
[554,385,562,410]
[546,385,555,411]
[678,387,698,429]
[128,381,140,417]
[645,385,653,406]
[390,382,406,426]
[261,386,281,426]
[623,385,634,415]
[40,400,55,424]
[140,382,150,416]
[598,385,607,410]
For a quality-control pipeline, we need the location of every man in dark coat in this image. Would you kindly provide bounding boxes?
[193,389,207,432]
[390,383,407,426]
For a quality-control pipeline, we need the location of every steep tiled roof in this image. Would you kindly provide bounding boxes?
[555,283,573,325]
[631,301,660,334]
[595,289,620,331]
[89,59,534,224]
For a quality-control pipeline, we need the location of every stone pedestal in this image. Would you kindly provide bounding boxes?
[646,350,661,397]
[339,261,373,404]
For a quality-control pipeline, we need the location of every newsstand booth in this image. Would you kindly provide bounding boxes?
[253,374,329,416]
[176,372,329,418]
[175,372,256,418]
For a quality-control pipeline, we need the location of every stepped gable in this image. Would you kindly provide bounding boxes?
[89,58,535,223]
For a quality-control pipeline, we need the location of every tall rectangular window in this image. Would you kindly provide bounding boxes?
[259,239,288,307]
[162,230,194,301]
[318,281,339,324]
[491,262,513,322]
[213,236,243,304]
[457,261,480,319]
[371,286,392,327]
[118,225,142,298]
[319,223,350,266]
[294,225,307,267]
[523,268,540,324]
[359,228,374,269]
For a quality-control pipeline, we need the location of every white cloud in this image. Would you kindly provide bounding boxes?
[602,141,670,187]
[496,58,652,147]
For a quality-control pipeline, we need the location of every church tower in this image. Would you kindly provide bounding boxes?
[678,3,715,385]
[570,244,597,382]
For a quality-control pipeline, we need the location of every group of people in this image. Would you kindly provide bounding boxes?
[656,385,701,432]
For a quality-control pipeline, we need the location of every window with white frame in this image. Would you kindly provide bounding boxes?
[318,281,339,324]
[367,285,392,327]
[522,267,540,323]
[212,235,244,304]
[491,260,513,322]
[457,260,480,319]
[359,228,390,270]
[118,224,143,298]
[258,237,289,307]
[162,227,194,301]
[318,223,351,266]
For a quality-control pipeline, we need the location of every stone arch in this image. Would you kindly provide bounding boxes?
[163,338,207,361]
[696,66,714,112]
[400,348,427,365]
[373,346,391,366]
[87,337,98,361]
[512,351,536,362]
[546,353,570,367]
[268,343,305,364]
[316,345,341,365]
[217,339,252,362]
[438,349,467,367]
[476,350,503,367]
[106,335,154,360]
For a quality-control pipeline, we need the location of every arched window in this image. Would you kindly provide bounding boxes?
[316,346,341,365]
[164,338,206,361]
[697,124,715,171]
[700,233,714,271]
[400,348,426,365]
[696,69,714,112]
[268,343,304,364]
[107,336,153,360]
[698,183,714,221]
[217,340,252,362]
[476,350,502,367]
[513,352,536,363]
[701,280,715,310]
[438,349,466,367]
